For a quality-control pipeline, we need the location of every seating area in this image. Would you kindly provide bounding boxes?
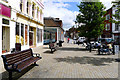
[1,48,42,80]
[49,42,59,53]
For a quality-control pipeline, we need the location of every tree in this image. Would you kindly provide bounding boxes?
[76,1,106,52]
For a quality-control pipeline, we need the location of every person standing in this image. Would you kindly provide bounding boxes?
[68,38,70,43]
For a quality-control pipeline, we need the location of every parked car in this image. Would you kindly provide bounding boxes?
[76,37,86,45]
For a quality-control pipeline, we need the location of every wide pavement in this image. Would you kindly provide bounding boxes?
[1,39,119,79]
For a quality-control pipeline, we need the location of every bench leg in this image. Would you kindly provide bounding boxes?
[34,62,39,66]
[9,71,12,80]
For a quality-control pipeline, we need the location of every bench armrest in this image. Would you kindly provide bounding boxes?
[33,53,42,59]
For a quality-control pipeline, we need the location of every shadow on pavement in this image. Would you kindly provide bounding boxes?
[54,56,115,66]
[43,50,53,54]
[115,59,120,62]
[94,54,113,56]
[58,47,87,51]
[2,65,35,80]
[43,47,49,49]
[58,47,97,52]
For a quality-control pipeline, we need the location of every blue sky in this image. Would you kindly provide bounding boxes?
[43,0,115,31]
[64,2,80,12]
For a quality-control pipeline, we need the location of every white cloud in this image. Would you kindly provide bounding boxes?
[43,1,79,30]
[100,0,115,10]
[43,0,116,31]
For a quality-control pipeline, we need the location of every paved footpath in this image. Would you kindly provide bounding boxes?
[1,40,119,79]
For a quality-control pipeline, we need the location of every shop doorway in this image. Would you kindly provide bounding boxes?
[29,31,34,46]
[2,26,10,53]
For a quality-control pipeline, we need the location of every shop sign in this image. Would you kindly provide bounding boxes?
[0,4,11,17]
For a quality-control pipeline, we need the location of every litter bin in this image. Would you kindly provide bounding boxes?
[59,40,62,47]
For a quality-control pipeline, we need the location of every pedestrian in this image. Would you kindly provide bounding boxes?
[68,38,70,43]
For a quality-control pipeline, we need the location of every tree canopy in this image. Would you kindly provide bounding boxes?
[76,2,106,41]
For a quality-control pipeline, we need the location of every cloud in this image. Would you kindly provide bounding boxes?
[43,0,116,31]
[43,0,81,3]
[43,1,79,30]
[100,0,115,10]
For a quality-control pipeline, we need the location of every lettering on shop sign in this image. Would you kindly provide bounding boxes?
[2,18,9,25]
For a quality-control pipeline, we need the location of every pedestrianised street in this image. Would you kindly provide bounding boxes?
[2,39,118,79]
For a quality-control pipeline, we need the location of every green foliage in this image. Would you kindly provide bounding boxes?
[76,2,106,40]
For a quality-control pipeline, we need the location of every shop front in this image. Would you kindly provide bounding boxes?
[15,13,43,50]
[0,4,11,54]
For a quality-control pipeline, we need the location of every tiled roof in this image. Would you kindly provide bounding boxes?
[44,17,63,27]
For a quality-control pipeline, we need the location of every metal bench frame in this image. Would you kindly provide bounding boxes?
[1,48,42,80]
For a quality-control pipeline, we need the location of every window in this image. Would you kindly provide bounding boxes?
[106,14,110,20]
[32,4,35,17]
[27,1,29,14]
[16,22,19,36]
[20,0,23,12]
[21,24,24,45]
[2,18,9,25]
[15,22,25,46]
[37,28,42,43]
[115,10,120,19]
[115,23,119,31]
[16,22,20,43]
[37,8,39,19]
[114,35,120,45]
[105,23,110,31]
[40,9,42,20]
[25,25,28,45]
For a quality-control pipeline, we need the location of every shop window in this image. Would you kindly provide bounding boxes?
[15,22,25,46]
[21,24,24,45]
[114,35,120,45]
[25,25,28,45]
[37,28,42,43]
[16,22,20,43]
[16,23,19,36]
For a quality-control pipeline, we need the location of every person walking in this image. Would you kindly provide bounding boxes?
[67,38,70,43]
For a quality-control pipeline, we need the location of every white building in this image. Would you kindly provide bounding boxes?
[112,4,120,45]
[44,17,64,44]
[0,0,44,55]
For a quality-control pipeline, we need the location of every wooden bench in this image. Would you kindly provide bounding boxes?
[1,48,42,80]
[49,42,58,53]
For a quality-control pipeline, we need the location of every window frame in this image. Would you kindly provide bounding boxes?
[105,23,110,31]
[106,14,110,20]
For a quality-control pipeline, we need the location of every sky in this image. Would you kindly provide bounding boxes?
[43,0,116,31]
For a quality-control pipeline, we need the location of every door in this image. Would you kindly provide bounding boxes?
[2,26,10,53]
[29,31,34,46]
